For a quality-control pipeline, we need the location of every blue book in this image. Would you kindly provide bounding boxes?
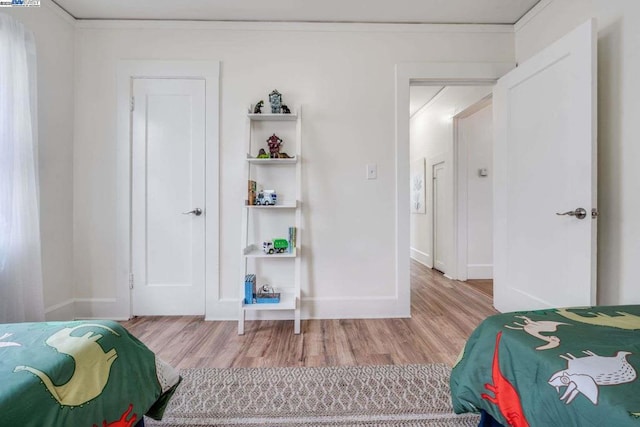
[256,292,281,303]
[244,274,256,304]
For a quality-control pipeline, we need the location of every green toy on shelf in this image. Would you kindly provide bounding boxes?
[263,238,288,254]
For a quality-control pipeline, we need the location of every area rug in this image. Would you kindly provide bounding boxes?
[145,364,480,427]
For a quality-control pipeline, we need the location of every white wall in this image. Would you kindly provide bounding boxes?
[3,1,75,320]
[409,86,492,278]
[514,0,592,64]
[458,103,493,279]
[515,0,640,305]
[73,21,513,319]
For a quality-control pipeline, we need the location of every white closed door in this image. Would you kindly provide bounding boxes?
[433,162,446,273]
[493,20,597,312]
[131,78,206,315]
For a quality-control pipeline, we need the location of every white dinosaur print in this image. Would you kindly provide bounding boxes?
[548,350,637,405]
[0,333,21,348]
[556,308,640,330]
[504,316,569,350]
[14,323,119,406]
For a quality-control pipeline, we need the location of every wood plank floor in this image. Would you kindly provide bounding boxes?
[466,279,493,298]
[121,260,497,369]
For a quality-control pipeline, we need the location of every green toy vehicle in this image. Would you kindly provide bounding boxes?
[263,238,289,254]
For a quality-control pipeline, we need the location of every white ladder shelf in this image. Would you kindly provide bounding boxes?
[238,107,302,335]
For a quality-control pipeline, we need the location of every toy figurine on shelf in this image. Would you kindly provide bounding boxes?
[269,89,282,113]
[257,148,269,159]
[281,104,291,114]
[256,284,280,303]
[255,189,277,206]
[278,152,291,159]
[253,100,264,114]
[259,284,274,294]
[266,133,283,158]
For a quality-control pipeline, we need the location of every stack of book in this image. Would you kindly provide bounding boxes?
[244,274,256,304]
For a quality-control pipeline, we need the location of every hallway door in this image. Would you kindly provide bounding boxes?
[433,161,446,273]
[131,78,206,315]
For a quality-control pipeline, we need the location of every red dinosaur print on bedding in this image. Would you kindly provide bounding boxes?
[92,404,137,427]
[481,331,530,427]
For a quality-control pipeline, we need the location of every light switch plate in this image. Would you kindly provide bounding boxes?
[367,164,377,180]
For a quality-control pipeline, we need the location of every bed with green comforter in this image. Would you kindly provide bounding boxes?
[0,320,180,427]
[451,305,640,427]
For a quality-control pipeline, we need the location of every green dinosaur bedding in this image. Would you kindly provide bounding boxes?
[450,305,640,427]
[0,320,180,427]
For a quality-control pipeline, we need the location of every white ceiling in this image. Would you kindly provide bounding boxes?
[52,0,541,24]
[410,86,492,120]
[410,86,443,117]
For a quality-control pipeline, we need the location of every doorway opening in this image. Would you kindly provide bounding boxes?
[409,85,494,294]
[394,62,513,317]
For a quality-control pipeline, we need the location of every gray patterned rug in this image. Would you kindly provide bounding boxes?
[146,364,479,427]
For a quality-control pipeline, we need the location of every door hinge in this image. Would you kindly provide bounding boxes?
[592,208,599,218]
[129,273,134,289]
[130,96,135,112]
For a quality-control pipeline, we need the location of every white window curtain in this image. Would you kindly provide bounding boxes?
[0,13,44,322]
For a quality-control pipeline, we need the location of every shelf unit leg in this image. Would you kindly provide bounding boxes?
[238,309,245,335]
[294,308,301,334]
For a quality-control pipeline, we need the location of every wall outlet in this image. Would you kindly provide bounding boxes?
[366,164,377,180]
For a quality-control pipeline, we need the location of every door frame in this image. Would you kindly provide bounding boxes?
[395,62,513,315]
[453,96,493,282]
[116,60,220,320]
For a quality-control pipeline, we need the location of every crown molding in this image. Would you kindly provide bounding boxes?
[514,0,552,32]
[44,0,76,25]
[75,19,513,34]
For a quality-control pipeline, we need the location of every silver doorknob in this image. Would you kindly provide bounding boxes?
[556,208,587,219]
[182,208,202,216]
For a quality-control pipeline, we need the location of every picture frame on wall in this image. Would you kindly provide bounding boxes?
[410,158,426,214]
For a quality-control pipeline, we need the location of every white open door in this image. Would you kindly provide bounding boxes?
[493,19,597,312]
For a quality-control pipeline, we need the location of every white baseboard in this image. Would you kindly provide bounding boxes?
[467,264,493,280]
[205,298,238,321]
[73,296,409,322]
[45,298,131,321]
[410,248,432,268]
[75,298,130,320]
[45,299,76,321]
[306,296,408,319]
